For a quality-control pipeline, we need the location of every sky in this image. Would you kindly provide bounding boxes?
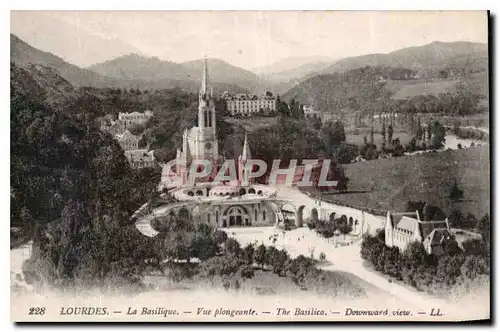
[11,11,488,70]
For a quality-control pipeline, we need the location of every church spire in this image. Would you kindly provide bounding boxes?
[241,131,251,163]
[200,55,209,100]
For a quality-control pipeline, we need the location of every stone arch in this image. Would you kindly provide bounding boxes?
[295,205,306,227]
[223,205,250,227]
[329,212,336,223]
[311,208,319,223]
[187,191,194,197]
[196,190,204,196]
[248,188,256,194]
[239,188,247,196]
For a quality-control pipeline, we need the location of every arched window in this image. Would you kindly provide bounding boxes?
[248,188,256,194]
[196,190,203,196]
[187,191,194,197]
[239,188,247,196]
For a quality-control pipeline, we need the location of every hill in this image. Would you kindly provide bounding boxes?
[88,55,264,93]
[283,64,488,116]
[11,34,249,95]
[321,41,488,76]
[87,54,189,81]
[281,41,488,112]
[11,33,122,88]
[179,58,267,93]
[263,61,336,95]
[252,56,334,75]
[10,62,75,106]
[324,145,490,217]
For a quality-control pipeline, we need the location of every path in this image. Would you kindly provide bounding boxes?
[228,186,462,313]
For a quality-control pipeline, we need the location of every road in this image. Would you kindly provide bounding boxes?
[226,185,488,319]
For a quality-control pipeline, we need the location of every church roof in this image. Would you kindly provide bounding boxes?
[425,228,453,245]
[419,220,449,239]
[394,216,418,232]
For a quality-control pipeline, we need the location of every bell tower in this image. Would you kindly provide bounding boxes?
[196,56,218,162]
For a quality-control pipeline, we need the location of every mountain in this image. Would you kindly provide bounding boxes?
[87,54,189,81]
[252,56,334,75]
[11,34,249,94]
[321,41,488,76]
[282,41,489,113]
[262,61,336,95]
[180,58,266,93]
[10,62,73,105]
[11,34,124,88]
[88,55,265,93]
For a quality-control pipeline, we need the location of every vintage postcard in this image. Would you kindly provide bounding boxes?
[10,10,490,322]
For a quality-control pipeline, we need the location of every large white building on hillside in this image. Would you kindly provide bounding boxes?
[224,92,276,116]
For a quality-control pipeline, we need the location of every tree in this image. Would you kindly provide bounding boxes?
[253,244,267,268]
[431,121,446,149]
[448,182,464,202]
[191,224,217,261]
[387,125,394,145]
[242,243,255,265]
[224,238,242,257]
[381,120,386,144]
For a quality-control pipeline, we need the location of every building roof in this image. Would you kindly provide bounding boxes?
[117,130,140,141]
[125,149,155,162]
[426,228,453,246]
[394,216,418,232]
[419,221,448,239]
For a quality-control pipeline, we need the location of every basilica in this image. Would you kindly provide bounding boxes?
[175,57,220,184]
[136,59,307,237]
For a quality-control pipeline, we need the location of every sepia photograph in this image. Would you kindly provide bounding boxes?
[9,10,490,323]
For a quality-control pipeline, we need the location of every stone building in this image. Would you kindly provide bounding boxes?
[124,149,156,169]
[225,92,276,116]
[116,130,141,151]
[385,210,455,255]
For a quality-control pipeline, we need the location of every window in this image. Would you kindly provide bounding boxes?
[263,210,266,221]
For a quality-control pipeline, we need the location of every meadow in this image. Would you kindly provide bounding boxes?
[328,145,490,217]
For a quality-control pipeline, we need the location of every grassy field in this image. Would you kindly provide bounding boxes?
[389,72,488,100]
[327,145,490,217]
